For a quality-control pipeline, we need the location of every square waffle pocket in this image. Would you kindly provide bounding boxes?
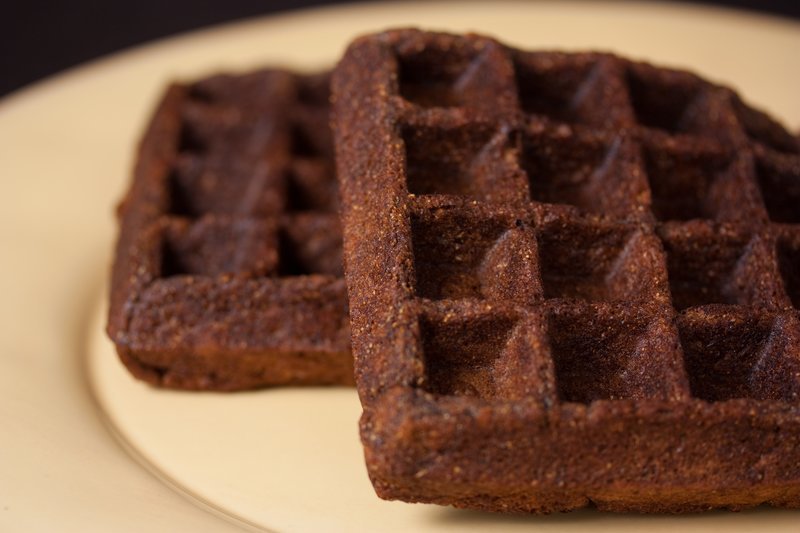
[107,69,353,390]
[333,29,800,512]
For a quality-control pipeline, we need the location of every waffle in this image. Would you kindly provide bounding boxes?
[332,29,800,513]
[107,69,353,391]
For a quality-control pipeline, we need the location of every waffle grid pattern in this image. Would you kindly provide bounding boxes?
[107,70,352,390]
[333,29,800,512]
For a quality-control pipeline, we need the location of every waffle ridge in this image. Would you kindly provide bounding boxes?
[333,29,800,512]
[107,69,353,390]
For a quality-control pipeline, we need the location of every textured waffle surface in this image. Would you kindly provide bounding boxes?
[333,29,800,512]
[107,69,352,390]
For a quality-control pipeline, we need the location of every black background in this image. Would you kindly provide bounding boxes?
[2,0,799,98]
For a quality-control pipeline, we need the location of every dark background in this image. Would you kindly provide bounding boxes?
[2,0,799,98]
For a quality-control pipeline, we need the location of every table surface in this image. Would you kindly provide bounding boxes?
[2,0,800,98]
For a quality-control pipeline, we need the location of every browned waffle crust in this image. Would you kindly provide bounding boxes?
[107,69,353,390]
[333,29,800,512]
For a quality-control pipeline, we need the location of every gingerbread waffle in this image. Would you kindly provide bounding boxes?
[107,69,353,391]
[333,29,800,512]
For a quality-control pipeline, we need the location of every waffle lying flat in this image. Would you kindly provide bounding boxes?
[107,69,353,390]
[333,29,800,512]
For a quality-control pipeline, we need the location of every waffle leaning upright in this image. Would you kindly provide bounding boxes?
[333,28,800,513]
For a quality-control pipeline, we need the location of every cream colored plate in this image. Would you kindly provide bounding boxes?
[2,1,799,531]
